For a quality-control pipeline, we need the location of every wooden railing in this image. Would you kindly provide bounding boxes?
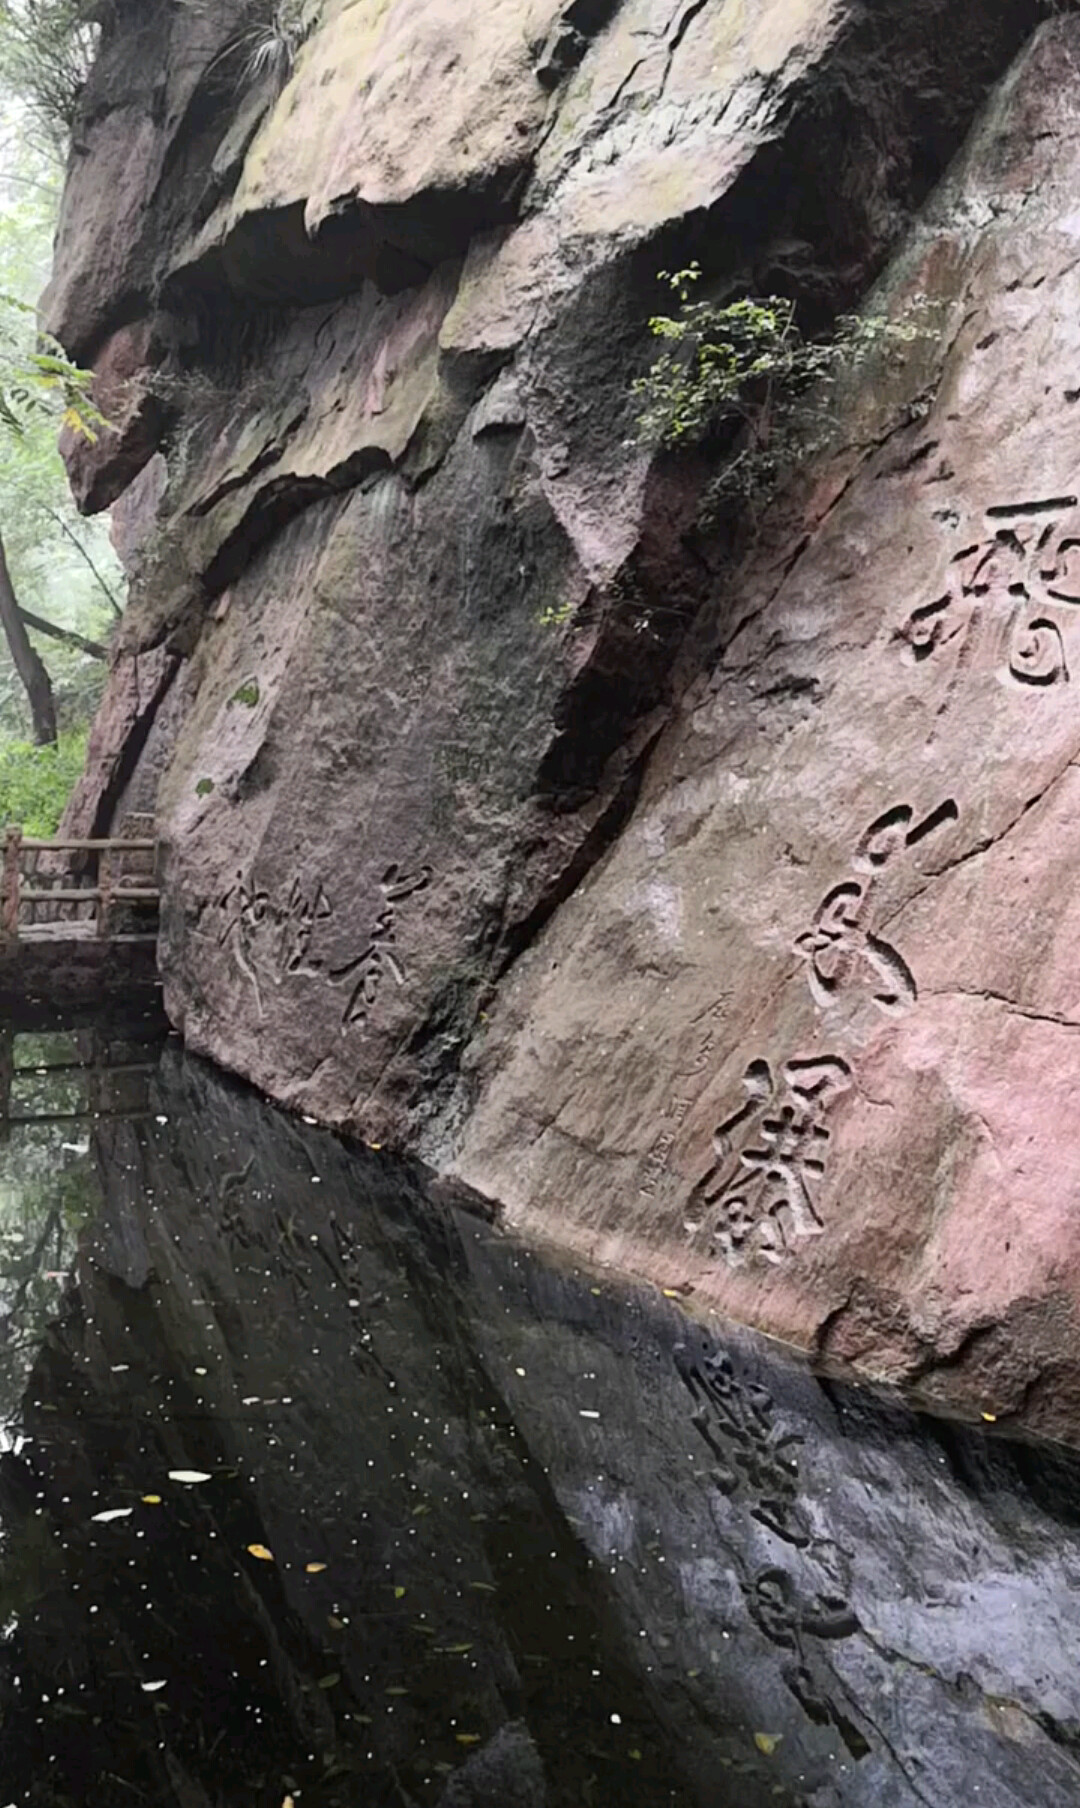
[0,826,160,946]
[0,1019,161,1136]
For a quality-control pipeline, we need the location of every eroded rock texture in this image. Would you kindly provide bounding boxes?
[46,1,1080,1430]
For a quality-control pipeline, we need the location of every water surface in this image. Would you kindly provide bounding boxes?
[1,1010,1080,1807]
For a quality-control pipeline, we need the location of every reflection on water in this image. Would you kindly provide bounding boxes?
[1,1023,1080,1806]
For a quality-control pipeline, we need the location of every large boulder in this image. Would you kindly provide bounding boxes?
[448,21,1080,1441]
[41,0,1080,1434]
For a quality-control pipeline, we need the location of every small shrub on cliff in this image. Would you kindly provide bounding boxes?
[634,264,931,505]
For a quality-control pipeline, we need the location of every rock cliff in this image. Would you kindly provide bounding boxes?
[44,1,1080,1436]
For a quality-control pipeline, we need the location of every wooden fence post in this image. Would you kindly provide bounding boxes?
[97,845,113,940]
[1,824,22,944]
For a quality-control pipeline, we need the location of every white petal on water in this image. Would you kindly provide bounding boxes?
[167,1470,213,1484]
[91,1508,133,1523]
[141,1680,167,1692]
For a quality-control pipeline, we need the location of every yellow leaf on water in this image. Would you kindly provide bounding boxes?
[456,1733,482,1746]
[982,1412,997,1423]
[754,1732,782,1756]
[305,1562,327,1574]
[247,1544,274,1562]
[142,1495,162,1506]
[394,1586,406,1599]
[662,1289,680,1299]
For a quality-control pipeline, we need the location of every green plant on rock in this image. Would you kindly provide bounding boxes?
[228,678,260,708]
[0,0,102,147]
[180,0,315,91]
[634,263,932,506]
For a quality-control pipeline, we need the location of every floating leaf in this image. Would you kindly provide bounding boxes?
[754,1732,782,1756]
[411,1504,432,1518]
[142,1495,162,1506]
[981,1412,997,1423]
[168,1471,212,1485]
[305,1562,327,1574]
[91,1508,132,1523]
[386,1686,408,1696]
[247,1544,274,1562]
[394,1586,406,1599]
[437,1643,473,1655]
[456,1733,482,1746]
[469,1582,497,1593]
[317,1674,340,1690]
[141,1680,167,1693]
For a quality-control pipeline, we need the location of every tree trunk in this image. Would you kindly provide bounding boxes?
[0,531,57,746]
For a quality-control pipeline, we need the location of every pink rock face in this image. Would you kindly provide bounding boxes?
[59,320,164,515]
[449,23,1080,1441]
[45,0,1080,1446]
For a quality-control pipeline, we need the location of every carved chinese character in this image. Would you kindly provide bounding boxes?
[901,496,1080,691]
[331,908,407,1028]
[274,878,333,979]
[686,1055,852,1267]
[796,800,957,1014]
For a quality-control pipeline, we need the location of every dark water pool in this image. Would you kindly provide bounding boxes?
[1,1004,1080,1808]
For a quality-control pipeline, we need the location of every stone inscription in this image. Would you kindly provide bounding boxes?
[900,495,1080,691]
[218,862,432,1027]
[638,1008,724,1199]
[683,1055,853,1267]
[794,797,957,1015]
[669,798,957,1267]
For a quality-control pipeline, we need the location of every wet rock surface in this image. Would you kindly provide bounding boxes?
[3,1040,1080,1805]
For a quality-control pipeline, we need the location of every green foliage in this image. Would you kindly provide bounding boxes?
[0,727,86,832]
[0,113,122,738]
[634,263,932,504]
[537,599,574,629]
[196,776,215,796]
[0,0,100,148]
[229,678,260,708]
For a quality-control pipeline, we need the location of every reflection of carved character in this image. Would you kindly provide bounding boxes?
[686,1055,852,1267]
[796,799,957,1014]
[675,1339,811,1546]
[901,497,1080,692]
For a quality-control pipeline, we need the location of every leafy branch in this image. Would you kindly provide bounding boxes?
[634,263,933,505]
